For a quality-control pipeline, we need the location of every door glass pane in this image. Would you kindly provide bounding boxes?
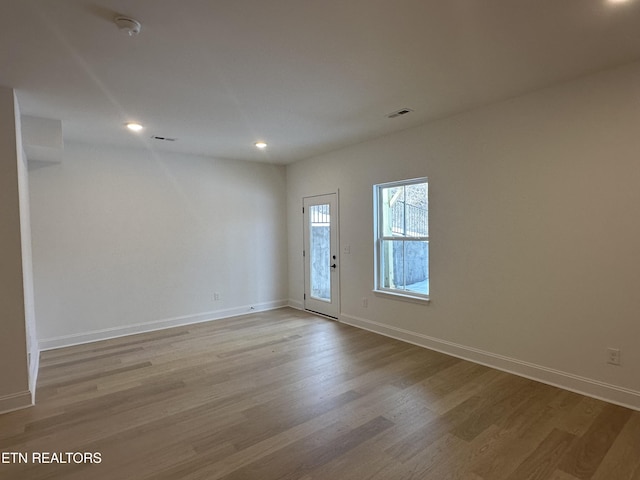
[309,204,331,302]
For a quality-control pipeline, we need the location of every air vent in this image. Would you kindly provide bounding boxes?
[386,108,413,119]
[151,135,177,142]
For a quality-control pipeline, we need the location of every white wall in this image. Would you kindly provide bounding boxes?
[0,86,32,413]
[16,108,38,401]
[31,143,288,348]
[286,61,640,409]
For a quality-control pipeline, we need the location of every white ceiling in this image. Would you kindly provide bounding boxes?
[2,0,640,164]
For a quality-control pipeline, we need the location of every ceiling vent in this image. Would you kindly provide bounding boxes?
[151,135,177,142]
[386,108,413,119]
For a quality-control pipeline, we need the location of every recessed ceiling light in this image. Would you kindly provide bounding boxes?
[255,142,268,149]
[126,122,143,132]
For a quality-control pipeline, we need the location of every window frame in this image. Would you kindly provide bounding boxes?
[373,177,430,302]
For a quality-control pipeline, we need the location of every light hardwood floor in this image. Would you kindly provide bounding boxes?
[1,308,639,480]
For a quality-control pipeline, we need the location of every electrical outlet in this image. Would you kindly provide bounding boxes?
[607,348,621,366]
[362,297,368,308]
[213,292,221,301]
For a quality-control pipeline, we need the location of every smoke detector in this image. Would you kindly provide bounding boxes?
[114,16,142,36]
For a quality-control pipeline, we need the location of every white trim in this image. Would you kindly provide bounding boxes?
[29,349,39,404]
[375,177,428,189]
[39,300,289,351]
[374,178,429,299]
[288,299,304,310]
[0,390,33,414]
[373,289,430,303]
[339,313,640,412]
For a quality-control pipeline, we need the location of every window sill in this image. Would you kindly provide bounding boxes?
[373,289,430,304]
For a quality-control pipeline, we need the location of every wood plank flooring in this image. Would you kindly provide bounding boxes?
[1,307,639,480]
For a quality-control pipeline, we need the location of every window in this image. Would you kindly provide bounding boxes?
[374,178,429,300]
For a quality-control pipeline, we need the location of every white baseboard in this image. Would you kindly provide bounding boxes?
[39,300,289,351]
[340,313,640,412]
[0,390,33,415]
[288,299,303,310]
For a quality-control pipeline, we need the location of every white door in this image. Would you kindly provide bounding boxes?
[303,193,339,318]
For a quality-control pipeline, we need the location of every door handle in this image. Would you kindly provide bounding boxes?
[330,264,337,269]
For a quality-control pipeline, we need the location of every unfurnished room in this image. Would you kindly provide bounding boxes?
[1,1,640,479]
